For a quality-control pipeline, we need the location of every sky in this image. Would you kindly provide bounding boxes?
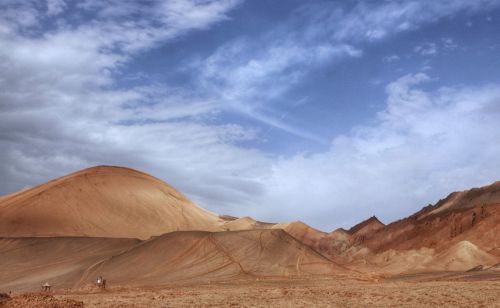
[1,0,500,231]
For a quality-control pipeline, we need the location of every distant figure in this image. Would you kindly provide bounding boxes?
[471,212,477,226]
[96,276,106,290]
[41,282,51,292]
[481,205,486,218]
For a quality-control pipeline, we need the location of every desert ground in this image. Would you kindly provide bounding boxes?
[3,277,500,307]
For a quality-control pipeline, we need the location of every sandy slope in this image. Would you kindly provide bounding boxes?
[423,181,500,217]
[0,166,221,239]
[425,241,499,271]
[0,237,140,292]
[272,221,326,247]
[82,229,348,287]
[348,216,385,238]
[222,216,275,231]
[358,241,498,274]
[0,230,348,293]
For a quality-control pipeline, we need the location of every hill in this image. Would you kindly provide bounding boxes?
[82,229,348,287]
[222,216,275,231]
[0,230,349,292]
[0,166,221,239]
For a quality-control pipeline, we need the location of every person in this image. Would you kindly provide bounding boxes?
[471,212,477,226]
[41,282,51,292]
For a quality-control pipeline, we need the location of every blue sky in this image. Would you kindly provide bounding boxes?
[1,0,500,230]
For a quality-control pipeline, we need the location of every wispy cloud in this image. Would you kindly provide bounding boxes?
[0,0,256,207]
[383,55,401,63]
[194,0,500,142]
[414,43,438,56]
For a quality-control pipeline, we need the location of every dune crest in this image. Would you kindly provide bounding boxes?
[0,166,221,239]
[222,216,274,231]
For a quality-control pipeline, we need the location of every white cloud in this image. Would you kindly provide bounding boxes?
[326,0,499,42]
[414,43,438,56]
[252,74,500,229]
[46,0,66,16]
[442,37,459,51]
[197,37,361,143]
[383,55,400,63]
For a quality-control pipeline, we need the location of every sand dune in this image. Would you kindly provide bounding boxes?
[271,221,357,261]
[354,241,499,274]
[0,166,221,239]
[82,229,347,287]
[0,230,348,292]
[272,221,326,247]
[362,247,436,274]
[222,216,274,231]
[0,237,140,292]
[425,241,499,271]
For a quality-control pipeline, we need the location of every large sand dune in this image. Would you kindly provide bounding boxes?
[0,230,348,292]
[0,166,221,239]
[83,229,348,287]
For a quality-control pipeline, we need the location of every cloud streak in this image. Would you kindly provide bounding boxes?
[195,0,500,141]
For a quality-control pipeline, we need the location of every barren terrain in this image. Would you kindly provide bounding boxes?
[1,166,499,307]
[3,277,500,308]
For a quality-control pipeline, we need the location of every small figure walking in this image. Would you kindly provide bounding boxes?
[41,282,51,292]
[96,276,106,290]
[471,212,477,226]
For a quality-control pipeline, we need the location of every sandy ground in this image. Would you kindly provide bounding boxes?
[25,278,496,308]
